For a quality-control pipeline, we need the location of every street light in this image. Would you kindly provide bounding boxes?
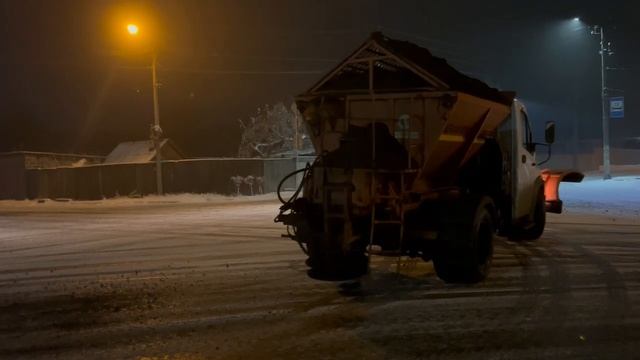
[126,23,139,36]
[590,24,614,180]
[126,23,164,195]
[572,18,615,179]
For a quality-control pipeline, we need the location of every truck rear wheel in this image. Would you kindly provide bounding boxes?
[433,196,495,284]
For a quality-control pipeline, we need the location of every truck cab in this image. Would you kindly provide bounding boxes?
[502,99,581,239]
[501,100,546,239]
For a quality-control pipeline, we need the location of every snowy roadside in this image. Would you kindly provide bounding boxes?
[1,173,638,223]
[556,174,640,224]
[0,192,292,212]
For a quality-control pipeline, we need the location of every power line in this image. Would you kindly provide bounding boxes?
[120,65,324,75]
[158,48,340,64]
[0,61,325,76]
[378,27,493,62]
[206,53,338,64]
[164,67,324,75]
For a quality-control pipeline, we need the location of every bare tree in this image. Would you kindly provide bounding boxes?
[238,101,309,158]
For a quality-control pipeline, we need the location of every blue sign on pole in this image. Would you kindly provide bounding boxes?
[610,97,624,119]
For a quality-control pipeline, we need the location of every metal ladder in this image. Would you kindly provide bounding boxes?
[365,115,417,271]
[367,169,416,271]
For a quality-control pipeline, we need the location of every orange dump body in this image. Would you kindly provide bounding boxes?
[300,91,512,189]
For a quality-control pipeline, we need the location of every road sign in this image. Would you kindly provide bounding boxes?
[610,97,624,119]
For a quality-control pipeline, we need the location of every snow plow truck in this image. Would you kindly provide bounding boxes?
[275,32,583,283]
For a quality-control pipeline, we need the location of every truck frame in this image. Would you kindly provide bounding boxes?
[276,33,582,283]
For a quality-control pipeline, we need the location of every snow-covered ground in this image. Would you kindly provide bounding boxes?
[1,171,638,222]
[0,192,292,212]
[1,187,639,359]
[0,171,638,359]
[560,174,640,221]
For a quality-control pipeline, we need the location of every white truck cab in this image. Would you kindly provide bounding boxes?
[501,99,576,240]
[495,99,546,239]
[511,100,542,223]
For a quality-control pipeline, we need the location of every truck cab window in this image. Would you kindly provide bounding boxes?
[521,110,533,153]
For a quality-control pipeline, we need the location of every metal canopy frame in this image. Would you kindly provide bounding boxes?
[306,38,450,95]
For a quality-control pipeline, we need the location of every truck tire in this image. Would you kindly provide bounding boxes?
[433,196,495,284]
[305,223,368,281]
[509,187,546,241]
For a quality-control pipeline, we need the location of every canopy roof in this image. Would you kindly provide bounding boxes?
[303,32,513,105]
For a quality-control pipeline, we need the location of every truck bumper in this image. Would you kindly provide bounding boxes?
[541,170,584,214]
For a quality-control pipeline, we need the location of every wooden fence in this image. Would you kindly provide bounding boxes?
[24,158,298,200]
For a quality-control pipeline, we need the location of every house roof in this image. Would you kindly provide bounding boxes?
[303,32,513,105]
[104,139,184,164]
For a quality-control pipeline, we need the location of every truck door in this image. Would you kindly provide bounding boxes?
[512,102,540,222]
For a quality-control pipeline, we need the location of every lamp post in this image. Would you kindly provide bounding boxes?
[127,23,164,194]
[151,53,163,195]
[591,25,613,180]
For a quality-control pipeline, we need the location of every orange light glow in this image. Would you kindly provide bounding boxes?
[127,23,139,35]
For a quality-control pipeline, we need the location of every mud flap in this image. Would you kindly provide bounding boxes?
[541,170,584,214]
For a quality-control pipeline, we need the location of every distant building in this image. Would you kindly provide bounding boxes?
[0,151,104,200]
[104,139,184,164]
[0,138,308,201]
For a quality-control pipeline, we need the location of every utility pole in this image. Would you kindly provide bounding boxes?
[124,23,164,194]
[592,25,612,180]
[293,109,301,188]
[572,97,579,169]
[151,53,164,195]
[293,112,299,156]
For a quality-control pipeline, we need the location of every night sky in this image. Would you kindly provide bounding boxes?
[1,0,638,157]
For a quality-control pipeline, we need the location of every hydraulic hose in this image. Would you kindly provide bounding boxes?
[277,163,312,205]
[274,162,314,255]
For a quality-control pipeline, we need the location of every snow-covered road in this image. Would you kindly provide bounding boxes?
[560,175,640,220]
[0,188,638,359]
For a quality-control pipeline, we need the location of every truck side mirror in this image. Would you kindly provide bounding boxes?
[545,121,556,144]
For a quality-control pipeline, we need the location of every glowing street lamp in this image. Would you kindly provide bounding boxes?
[126,23,139,36]
[125,22,164,195]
